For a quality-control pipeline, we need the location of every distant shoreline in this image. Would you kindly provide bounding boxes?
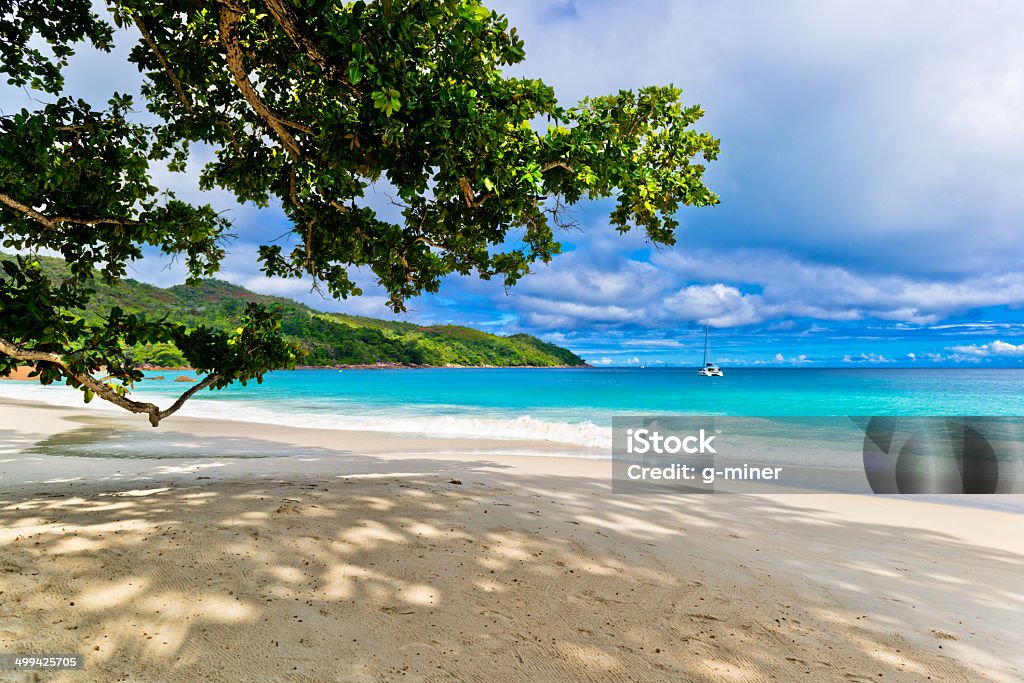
[141,362,591,371]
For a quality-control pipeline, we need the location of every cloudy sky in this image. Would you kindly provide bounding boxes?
[4,0,1024,367]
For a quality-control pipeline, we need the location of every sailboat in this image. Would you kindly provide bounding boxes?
[696,322,724,377]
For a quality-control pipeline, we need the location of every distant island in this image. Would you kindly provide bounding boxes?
[9,256,588,369]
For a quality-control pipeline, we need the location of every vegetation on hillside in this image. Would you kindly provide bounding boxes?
[15,255,586,368]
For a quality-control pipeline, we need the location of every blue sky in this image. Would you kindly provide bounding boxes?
[4,0,1024,367]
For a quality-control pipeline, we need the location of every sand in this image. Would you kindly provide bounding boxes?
[1,398,1023,682]
[0,367,35,381]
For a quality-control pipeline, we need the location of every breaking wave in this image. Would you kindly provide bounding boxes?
[0,382,612,449]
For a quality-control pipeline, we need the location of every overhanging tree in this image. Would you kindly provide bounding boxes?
[0,0,720,425]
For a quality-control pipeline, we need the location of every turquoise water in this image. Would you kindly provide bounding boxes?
[5,368,1024,447]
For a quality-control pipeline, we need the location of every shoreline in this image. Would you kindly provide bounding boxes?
[1,398,1023,680]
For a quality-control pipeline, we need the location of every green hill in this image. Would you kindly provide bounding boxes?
[4,255,588,368]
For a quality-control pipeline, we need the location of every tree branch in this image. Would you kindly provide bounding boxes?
[0,192,56,229]
[132,14,195,116]
[415,236,447,250]
[129,11,247,155]
[541,161,574,173]
[0,336,218,427]
[218,5,304,159]
[457,177,494,208]
[155,373,221,423]
[0,193,137,230]
[262,0,329,67]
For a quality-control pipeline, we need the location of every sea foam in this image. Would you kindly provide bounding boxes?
[0,382,612,449]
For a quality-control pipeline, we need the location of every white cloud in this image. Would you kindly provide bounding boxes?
[589,357,613,365]
[493,235,1024,333]
[843,352,894,364]
[662,284,763,327]
[492,0,1024,278]
[948,340,1024,356]
[620,339,685,349]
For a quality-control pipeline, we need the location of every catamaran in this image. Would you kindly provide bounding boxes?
[697,322,724,377]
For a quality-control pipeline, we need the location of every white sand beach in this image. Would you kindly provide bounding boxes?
[2,397,1023,682]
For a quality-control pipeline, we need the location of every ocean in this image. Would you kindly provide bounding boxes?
[3,367,1024,449]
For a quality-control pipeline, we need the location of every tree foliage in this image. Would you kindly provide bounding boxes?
[0,0,718,424]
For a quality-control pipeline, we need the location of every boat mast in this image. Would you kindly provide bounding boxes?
[703,322,709,366]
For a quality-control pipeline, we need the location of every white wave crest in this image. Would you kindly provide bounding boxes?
[0,382,612,449]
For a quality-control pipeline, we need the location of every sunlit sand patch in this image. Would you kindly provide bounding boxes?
[140,593,254,622]
[404,522,445,538]
[76,577,149,611]
[920,571,969,585]
[328,540,357,555]
[267,565,305,584]
[482,535,535,561]
[156,462,229,475]
[473,579,506,593]
[837,560,903,579]
[0,521,71,543]
[105,487,173,497]
[578,563,625,577]
[4,515,51,528]
[179,492,218,500]
[320,565,357,600]
[476,556,506,571]
[232,492,273,502]
[339,520,405,547]
[824,579,868,594]
[1,501,41,511]
[987,586,1024,604]
[141,623,189,657]
[291,504,332,518]
[354,496,395,511]
[50,535,107,554]
[398,583,438,606]
[89,518,162,535]
[339,472,425,480]
[848,633,932,676]
[58,501,137,513]
[573,512,682,537]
